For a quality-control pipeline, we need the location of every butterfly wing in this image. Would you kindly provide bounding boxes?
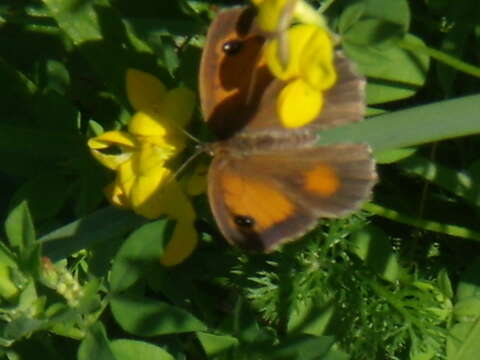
[199,6,275,140]
[208,144,376,251]
[200,7,366,139]
[243,51,366,134]
[202,6,375,252]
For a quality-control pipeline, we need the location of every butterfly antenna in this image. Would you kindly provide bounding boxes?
[166,144,206,185]
[276,0,295,69]
[177,123,202,145]
[245,48,266,105]
[150,103,202,145]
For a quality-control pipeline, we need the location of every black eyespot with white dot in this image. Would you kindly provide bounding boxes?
[222,40,243,55]
[234,215,255,228]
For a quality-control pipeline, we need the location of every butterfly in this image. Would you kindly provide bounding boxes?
[198,6,377,252]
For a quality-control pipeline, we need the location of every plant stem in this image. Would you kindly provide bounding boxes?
[365,203,480,242]
[399,38,480,79]
[319,0,336,13]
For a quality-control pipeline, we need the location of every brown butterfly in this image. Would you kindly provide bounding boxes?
[199,6,377,252]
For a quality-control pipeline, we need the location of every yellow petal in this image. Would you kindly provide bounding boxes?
[132,87,195,152]
[104,180,130,209]
[133,142,172,176]
[158,87,196,129]
[265,24,335,89]
[117,159,136,201]
[265,24,312,80]
[128,111,187,155]
[160,220,198,267]
[88,131,137,170]
[277,79,323,128]
[128,112,168,137]
[185,162,208,196]
[132,174,196,222]
[126,69,167,114]
[255,0,297,33]
[88,131,137,149]
[157,180,196,221]
[129,164,172,219]
[299,27,336,91]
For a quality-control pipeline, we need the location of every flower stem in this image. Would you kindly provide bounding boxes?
[399,38,480,79]
[294,1,327,28]
[365,202,480,242]
[318,0,336,14]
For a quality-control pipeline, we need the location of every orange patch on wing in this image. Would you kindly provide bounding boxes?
[304,164,340,197]
[220,171,294,231]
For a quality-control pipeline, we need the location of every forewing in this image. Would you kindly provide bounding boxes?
[200,7,366,138]
[199,6,274,139]
[242,51,366,134]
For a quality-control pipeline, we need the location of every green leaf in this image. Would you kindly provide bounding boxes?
[0,263,20,300]
[287,299,335,336]
[447,319,480,360]
[39,206,146,262]
[438,268,454,300]
[15,281,39,314]
[0,242,18,269]
[157,38,180,76]
[341,0,409,43]
[125,17,204,38]
[42,0,130,103]
[196,332,239,357]
[375,147,417,164]
[454,297,480,322]
[345,34,429,104]
[0,60,82,165]
[338,2,365,34]
[10,173,70,222]
[88,120,104,137]
[398,155,480,207]
[5,201,35,253]
[32,90,77,132]
[110,219,170,293]
[270,335,338,360]
[344,18,403,47]
[110,339,174,360]
[456,259,480,302]
[0,123,83,164]
[361,0,410,30]
[351,225,402,282]
[110,294,206,336]
[322,351,350,360]
[44,59,70,94]
[3,317,46,341]
[78,323,116,360]
[318,94,480,153]
[0,57,36,110]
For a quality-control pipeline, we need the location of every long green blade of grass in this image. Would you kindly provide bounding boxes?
[318,94,480,153]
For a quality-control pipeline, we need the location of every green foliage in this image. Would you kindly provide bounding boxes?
[1,0,480,359]
[227,217,450,359]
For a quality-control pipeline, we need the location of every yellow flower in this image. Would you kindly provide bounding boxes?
[185,162,208,196]
[88,69,198,266]
[251,0,328,33]
[251,0,337,128]
[265,24,337,128]
[252,0,298,33]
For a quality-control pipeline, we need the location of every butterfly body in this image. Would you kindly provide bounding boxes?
[208,127,317,158]
[200,6,377,251]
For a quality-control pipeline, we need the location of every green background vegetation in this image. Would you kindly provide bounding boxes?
[1,0,480,359]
